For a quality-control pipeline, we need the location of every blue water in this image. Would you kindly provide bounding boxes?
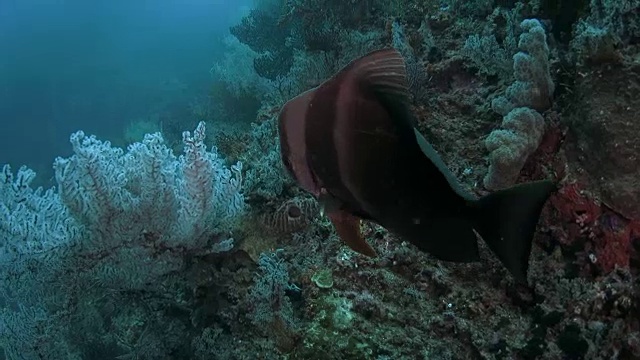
[0,0,251,185]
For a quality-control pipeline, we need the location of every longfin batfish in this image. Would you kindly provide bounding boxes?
[278,48,555,283]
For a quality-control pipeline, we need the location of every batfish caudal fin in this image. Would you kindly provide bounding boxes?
[472,180,557,283]
[326,210,377,257]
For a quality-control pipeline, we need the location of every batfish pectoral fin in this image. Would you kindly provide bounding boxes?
[318,188,342,217]
[326,209,377,257]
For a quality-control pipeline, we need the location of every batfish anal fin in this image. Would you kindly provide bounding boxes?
[327,210,377,257]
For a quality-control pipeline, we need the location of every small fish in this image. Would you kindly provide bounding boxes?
[277,48,555,283]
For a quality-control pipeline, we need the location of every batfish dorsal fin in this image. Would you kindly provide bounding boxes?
[346,48,417,132]
[349,48,410,101]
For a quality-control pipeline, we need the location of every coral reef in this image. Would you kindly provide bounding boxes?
[2,0,640,359]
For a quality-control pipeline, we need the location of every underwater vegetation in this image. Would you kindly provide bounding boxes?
[1,0,640,359]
